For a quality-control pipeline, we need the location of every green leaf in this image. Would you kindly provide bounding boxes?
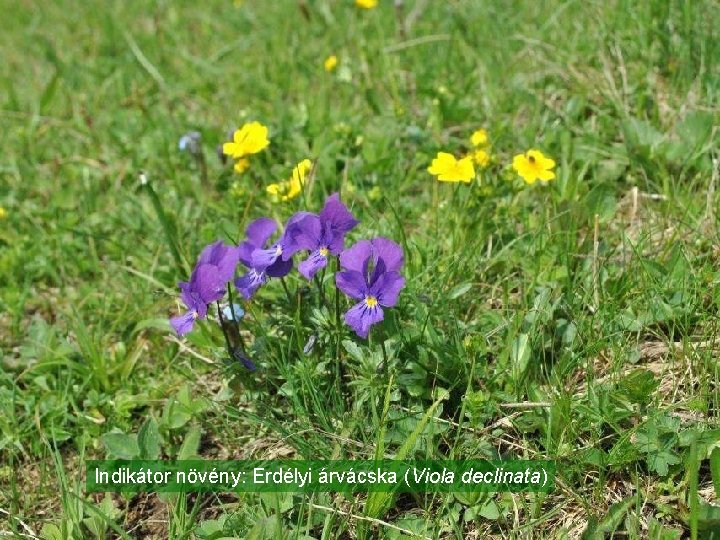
[40,523,64,540]
[617,369,659,405]
[478,500,500,520]
[137,417,161,460]
[449,282,472,299]
[710,448,720,498]
[364,389,449,523]
[342,339,364,363]
[511,334,531,379]
[101,431,140,459]
[647,450,680,476]
[177,426,202,460]
[697,502,720,532]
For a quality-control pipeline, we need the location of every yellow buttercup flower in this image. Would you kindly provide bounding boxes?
[427,152,475,183]
[233,158,250,174]
[291,159,312,183]
[324,55,338,72]
[0,207,6,220]
[470,128,488,147]
[512,149,556,184]
[472,149,491,168]
[222,121,269,159]
[355,0,378,8]
[267,159,312,203]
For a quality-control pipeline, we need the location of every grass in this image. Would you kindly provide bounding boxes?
[1,0,719,538]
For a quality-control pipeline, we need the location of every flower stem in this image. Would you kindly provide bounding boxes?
[280,277,294,306]
[314,275,326,308]
[380,334,389,375]
[333,256,346,402]
[216,301,233,357]
[226,283,245,350]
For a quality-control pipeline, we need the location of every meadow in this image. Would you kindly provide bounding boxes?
[1,0,720,538]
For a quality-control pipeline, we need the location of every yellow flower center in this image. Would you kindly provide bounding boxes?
[319,247,329,257]
[366,296,378,307]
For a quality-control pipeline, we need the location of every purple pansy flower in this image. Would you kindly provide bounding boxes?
[170,240,240,336]
[292,193,360,279]
[235,215,309,298]
[335,238,405,338]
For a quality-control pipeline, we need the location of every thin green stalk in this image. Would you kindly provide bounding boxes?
[216,302,233,356]
[379,334,389,376]
[226,283,245,350]
[280,277,294,306]
[314,274,326,308]
[142,175,187,275]
[333,257,346,400]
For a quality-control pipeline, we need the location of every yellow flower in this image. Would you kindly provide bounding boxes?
[427,152,475,183]
[233,158,250,174]
[470,128,488,147]
[472,149,491,168]
[267,159,312,203]
[0,207,6,220]
[222,121,269,159]
[355,0,378,8]
[512,149,556,184]
[324,55,338,72]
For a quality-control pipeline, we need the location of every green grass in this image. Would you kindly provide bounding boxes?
[1,0,719,538]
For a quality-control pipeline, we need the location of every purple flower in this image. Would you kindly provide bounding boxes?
[235,216,309,298]
[291,193,360,279]
[170,240,241,336]
[335,238,405,338]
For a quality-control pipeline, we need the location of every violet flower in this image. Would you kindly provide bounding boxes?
[335,238,406,338]
[170,240,240,336]
[235,216,308,298]
[291,193,359,280]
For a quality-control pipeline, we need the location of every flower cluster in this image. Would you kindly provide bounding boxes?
[427,127,556,185]
[170,193,405,347]
[266,159,313,203]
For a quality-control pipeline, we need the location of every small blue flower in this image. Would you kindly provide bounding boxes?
[222,303,245,321]
[178,131,201,155]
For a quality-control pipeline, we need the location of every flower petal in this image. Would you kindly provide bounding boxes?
[320,193,359,234]
[339,239,373,273]
[252,245,282,269]
[344,301,384,339]
[282,212,321,258]
[238,241,256,268]
[245,217,277,249]
[335,270,369,300]
[371,237,404,272]
[266,256,293,278]
[198,241,240,283]
[191,264,225,304]
[538,169,556,181]
[370,271,405,307]
[170,311,196,336]
[235,270,266,299]
[298,249,328,280]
